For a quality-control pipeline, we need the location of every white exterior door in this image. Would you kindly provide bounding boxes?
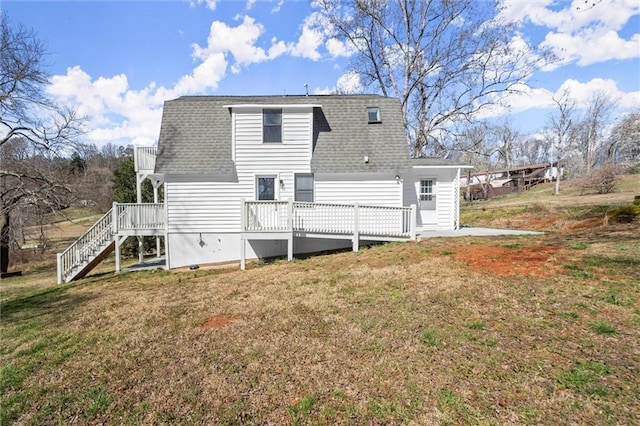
[418,178,437,225]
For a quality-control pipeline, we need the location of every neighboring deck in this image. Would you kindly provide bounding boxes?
[240,200,417,269]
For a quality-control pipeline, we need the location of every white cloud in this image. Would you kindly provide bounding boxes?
[325,38,353,58]
[500,0,640,68]
[42,10,354,148]
[190,0,217,11]
[171,51,228,95]
[195,16,270,73]
[271,0,284,14]
[47,67,165,146]
[542,30,640,68]
[478,78,640,119]
[336,71,361,94]
[286,12,324,60]
[312,71,362,95]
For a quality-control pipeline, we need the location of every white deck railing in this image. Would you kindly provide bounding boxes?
[242,200,416,239]
[57,208,114,284]
[134,146,157,172]
[57,203,165,283]
[115,203,165,231]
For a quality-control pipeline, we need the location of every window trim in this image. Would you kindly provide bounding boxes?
[263,108,282,143]
[294,173,314,202]
[256,174,278,200]
[419,178,436,210]
[367,106,381,124]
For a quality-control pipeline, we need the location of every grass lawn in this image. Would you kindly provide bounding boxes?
[2,180,639,425]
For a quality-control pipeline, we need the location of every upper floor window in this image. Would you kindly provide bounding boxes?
[367,107,381,123]
[263,109,282,143]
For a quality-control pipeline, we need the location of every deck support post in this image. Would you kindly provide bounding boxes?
[352,203,360,252]
[115,235,128,273]
[410,204,417,239]
[115,236,121,273]
[240,237,246,270]
[56,253,63,284]
[112,204,119,273]
[240,198,246,270]
[138,237,144,264]
[287,200,294,261]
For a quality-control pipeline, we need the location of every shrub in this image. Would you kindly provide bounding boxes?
[608,205,640,224]
[577,163,621,194]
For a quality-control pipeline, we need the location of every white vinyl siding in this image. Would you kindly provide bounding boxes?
[235,109,312,175]
[436,178,456,229]
[165,182,247,233]
[402,168,459,230]
[166,108,314,234]
[315,179,402,207]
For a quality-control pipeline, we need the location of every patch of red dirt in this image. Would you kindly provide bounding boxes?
[455,245,562,277]
[202,316,234,328]
[567,217,606,231]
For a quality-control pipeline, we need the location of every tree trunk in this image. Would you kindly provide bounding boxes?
[554,162,561,195]
[1,211,10,274]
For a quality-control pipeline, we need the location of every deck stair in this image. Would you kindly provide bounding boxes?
[57,203,165,283]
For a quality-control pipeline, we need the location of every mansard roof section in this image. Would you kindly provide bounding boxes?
[155,96,236,177]
[154,94,412,175]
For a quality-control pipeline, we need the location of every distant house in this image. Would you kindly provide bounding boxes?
[57,95,470,282]
[461,163,561,200]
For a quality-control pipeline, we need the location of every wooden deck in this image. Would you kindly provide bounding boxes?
[59,200,418,281]
[240,200,417,269]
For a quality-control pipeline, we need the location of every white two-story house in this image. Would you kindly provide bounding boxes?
[57,94,469,282]
[155,95,468,269]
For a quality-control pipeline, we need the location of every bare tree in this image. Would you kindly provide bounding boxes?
[1,14,83,274]
[547,90,578,195]
[513,135,550,166]
[493,121,520,169]
[317,0,549,156]
[605,112,640,171]
[573,91,615,174]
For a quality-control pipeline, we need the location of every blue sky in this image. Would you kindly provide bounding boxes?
[2,0,639,147]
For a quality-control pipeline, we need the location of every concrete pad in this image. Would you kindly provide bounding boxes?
[124,257,166,272]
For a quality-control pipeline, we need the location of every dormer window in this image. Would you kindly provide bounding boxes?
[263,109,282,143]
[367,107,381,123]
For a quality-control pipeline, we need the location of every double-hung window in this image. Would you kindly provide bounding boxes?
[419,179,436,210]
[294,173,314,202]
[263,109,282,143]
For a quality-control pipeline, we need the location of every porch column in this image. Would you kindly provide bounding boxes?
[154,182,161,258]
[112,204,119,273]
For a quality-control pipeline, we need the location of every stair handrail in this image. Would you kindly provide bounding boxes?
[57,208,114,283]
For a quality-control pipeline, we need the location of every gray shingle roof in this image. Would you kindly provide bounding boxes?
[155,95,451,176]
[411,157,470,167]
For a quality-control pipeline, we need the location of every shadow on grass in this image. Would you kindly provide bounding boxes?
[1,283,96,323]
